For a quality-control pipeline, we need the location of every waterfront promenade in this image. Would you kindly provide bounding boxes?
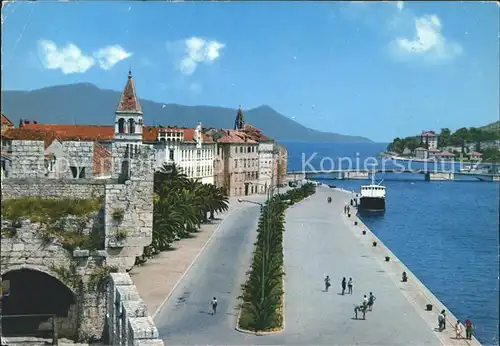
[147,185,482,345]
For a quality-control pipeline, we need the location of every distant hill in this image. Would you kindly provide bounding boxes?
[479,120,500,133]
[1,83,372,142]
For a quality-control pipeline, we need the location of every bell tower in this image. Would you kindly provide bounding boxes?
[114,70,143,142]
[234,105,245,131]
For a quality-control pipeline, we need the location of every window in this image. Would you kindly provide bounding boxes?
[169,149,174,161]
[234,159,238,168]
[118,118,125,133]
[128,118,135,134]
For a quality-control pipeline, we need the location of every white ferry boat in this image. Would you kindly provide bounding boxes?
[358,169,386,212]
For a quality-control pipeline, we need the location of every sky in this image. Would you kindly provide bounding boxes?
[1,1,499,142]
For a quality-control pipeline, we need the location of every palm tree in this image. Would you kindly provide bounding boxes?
[141,162,230,262]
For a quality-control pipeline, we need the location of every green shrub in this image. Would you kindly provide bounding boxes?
[237,183,315,332]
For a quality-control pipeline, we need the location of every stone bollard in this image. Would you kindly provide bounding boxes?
[385,256,390,262]
[354,221,358,225]
[372,241,377,247]
[348,214,351,218]
[362,230,366,235]
[426,304,433,311]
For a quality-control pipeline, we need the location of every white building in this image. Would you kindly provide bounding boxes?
[154,122,216,185]
[257,141,276,194]
[421,131,438,149]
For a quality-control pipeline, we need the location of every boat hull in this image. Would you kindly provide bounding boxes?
[359,197,385,212]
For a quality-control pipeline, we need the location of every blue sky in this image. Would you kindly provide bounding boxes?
[1,1,498,142]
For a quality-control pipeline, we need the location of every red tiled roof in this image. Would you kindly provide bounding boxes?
[421,131,437,137]
[1,114,14,127]
[439,150,455,156]
[243,124,273,142]
[23,124,115,141]
[217,130,257,144]
[93,142,112,175]
[428,148,440,152]
[2,128,61,148]
[116,71,142,113]
[470,151,482,156]
[183,128,214,143]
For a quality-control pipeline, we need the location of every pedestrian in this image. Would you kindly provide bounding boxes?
[442,310,447,330]
[367,292,376,311]
[341,277,346,295]
[464,319,473,340]
[455,320,463,339]
[324,275,331,292]
[348,277,353,294]
[438,311,445,331]
[211,297,218,315]
[363,294,368,307]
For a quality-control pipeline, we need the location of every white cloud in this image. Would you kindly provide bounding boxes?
[391,14,463,62]
[38,40,132,74]
[93,45,132,70]
[396,1,404,11]
[179,37,225,75]
[38,40,95,74]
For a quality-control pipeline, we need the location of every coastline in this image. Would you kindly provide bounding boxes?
[333,186,483,346]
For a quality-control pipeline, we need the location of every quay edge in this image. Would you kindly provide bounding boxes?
[334,186,483,346]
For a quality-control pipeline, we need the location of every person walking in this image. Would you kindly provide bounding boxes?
[438,311,446,331]
[341,277,346,295]
[455,320,463,339]
[464,319,473,340]
[347,277,353,294]
[324,275,331,292]
[211,297,218,315]
[367,292,376,311]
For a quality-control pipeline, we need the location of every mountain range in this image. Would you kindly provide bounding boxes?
[1,83,372,142]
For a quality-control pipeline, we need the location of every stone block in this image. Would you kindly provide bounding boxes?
[128,317,159,340]
[133,340,165,346]
[73,249,90,258]
[122,300,148,318]
[110,272,133,286]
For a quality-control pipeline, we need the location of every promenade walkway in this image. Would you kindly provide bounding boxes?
[283,185,480,345]
[144,185,481,345]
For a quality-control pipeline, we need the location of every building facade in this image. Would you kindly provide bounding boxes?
[153,123,216,184]
[211,129,259,197]
[421,131,438,149]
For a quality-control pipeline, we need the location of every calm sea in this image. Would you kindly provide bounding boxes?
[283,140,500,346]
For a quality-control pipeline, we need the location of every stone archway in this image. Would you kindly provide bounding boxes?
[1,268,78,339]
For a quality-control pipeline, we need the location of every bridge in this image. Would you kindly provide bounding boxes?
[287,169,500,182]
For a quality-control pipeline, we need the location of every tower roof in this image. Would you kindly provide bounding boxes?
[116,71,142,113]
[234,105,245,130]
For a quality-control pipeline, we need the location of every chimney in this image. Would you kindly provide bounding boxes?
[19,119,24,128]
[33,120,38,124]
[24,120,30,125]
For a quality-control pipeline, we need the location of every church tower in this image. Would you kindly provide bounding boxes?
[114,70,143,142]
[234,105,245,131]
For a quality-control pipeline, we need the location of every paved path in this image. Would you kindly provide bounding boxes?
[152,185,475,345]
[153,195,268,344]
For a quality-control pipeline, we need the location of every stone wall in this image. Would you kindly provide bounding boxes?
[107,273,164,346]
[0,218,107,340]
[9,140,45,179]
[62,141,94,179]
[104,180,154,271]
[0,179,109,200]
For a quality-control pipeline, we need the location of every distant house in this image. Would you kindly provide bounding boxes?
[427,147,441,158]
[402,147,412,156]
[420,131,438,149]
[469,151,482,161]
[438,150,455,160]
[414,147,428,160]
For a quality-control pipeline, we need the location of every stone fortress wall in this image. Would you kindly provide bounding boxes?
[1,139,162,345]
